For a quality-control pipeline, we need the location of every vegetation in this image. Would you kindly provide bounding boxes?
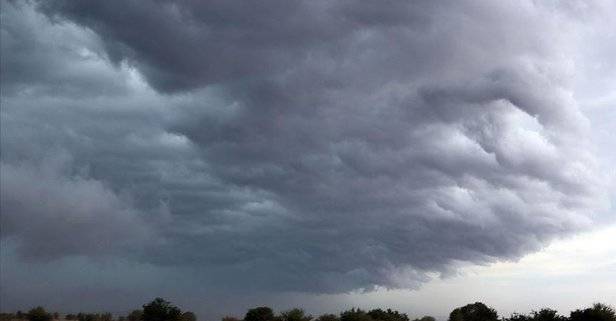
[27,307,52,321]
[142,298,182,321]
[1,299,614,321]
[245,307,275,321]
[449,302,498,321]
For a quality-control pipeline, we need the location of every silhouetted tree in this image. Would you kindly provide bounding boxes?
[315,313,340,321]
[245,307,275,321]
[222,317,240,321]
[412,317,435,321]
[570,303,616,321]
[66,315,76,320]
[28,307,52,321]
[279,309,312,321]
[316,315,339,321]
[182,312,197,321]
[77,313,97,321]
[128,310,143,321]
[449,302,498,321]
[340,309,373,321]
[505,313,531,321]
[1,313,16,321]
[368,309,409,321]
[142,298,182,321]
[530,309,566,321]
[100,313,113,321]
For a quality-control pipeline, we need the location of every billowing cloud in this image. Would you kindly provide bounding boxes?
[0,0,612,300]
[0,155,151,261]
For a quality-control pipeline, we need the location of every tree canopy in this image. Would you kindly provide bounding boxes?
[27,307,51,321]
[570,304,616,321]
[245,307,275,321]
[4,299,615,321]
[449,302,499,321]
[142,298,182,321]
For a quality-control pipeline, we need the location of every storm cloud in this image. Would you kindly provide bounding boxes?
[0,0,612,298]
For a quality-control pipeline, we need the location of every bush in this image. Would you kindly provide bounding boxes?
[28,307,52,321]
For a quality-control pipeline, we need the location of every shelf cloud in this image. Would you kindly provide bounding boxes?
[0,0,612,298]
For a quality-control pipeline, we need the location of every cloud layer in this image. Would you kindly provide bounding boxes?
[0,0,612,297]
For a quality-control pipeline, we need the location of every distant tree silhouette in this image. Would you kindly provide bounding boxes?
[340,309,373,321]
[505,313,531,321]
[570,303,616,321]
[368,309,409,321]
[449,302,498,321]
[128,310,143,321]
[1,313,16,321]
[8,299,616,321]
[245,307,275,321]
[76,313,97,321]
[222,317,240,321]
[27,307,52,321]
[529,309,566,321]
[279,309,312,321]
[316,315,340,321]
[142,298,182,321]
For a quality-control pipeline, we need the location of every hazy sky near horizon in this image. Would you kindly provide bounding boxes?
[1,0,615,319]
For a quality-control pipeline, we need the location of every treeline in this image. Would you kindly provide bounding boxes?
[1,298,615,321]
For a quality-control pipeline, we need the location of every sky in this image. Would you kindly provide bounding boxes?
[0,0,615,320]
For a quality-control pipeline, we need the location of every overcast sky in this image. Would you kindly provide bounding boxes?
[1,0,615,319]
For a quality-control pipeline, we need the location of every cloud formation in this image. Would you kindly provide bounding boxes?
[0,0,612,297]
[1,156,151,261]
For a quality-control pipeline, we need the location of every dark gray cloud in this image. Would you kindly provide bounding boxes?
[0,0,612,304]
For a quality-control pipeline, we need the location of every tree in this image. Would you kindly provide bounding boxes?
[280,309,312,321]
[530,309,566,321]
[28,307,52,321]
[368,309,409,321]
[505,313,531,321]
[77,313,97,321]
[340,309,373,321]
[412,317,435,321]
[128,310,143,321]
[143,298,182,321]
[245,307,275,321]
[1,313,16,321]
[449,302,498,321]
[316,315,339,321]
[101,313,113,321]
[570,303,616,321]
[223,317,240,321]
[182,312,197,321]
